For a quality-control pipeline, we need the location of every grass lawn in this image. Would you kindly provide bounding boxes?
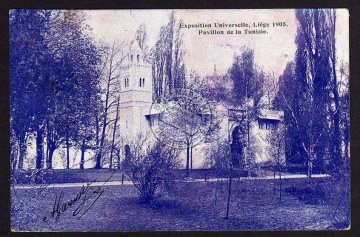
[11,171,350,231]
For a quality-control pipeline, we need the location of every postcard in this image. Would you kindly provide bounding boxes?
[10,9,349,231]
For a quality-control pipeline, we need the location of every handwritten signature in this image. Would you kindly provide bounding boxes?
[43,170,115,222]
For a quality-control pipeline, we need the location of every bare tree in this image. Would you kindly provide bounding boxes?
[109,95,120,169]
[267,123,286,201]
[122,134,180,204]
[95,41,126,169]
[155,82,219,177]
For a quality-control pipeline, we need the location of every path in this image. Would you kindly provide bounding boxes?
[12,173,330,189]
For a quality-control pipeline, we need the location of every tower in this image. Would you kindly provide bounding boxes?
[119,40,152,142]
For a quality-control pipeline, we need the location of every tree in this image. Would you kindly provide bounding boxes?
[123,135,180,204]
[338,62,349,164]
[10,10,52,169]
[44,10,103,169]
[297,9,341,176]
[10,10,103,170]
[109,96,120,169]
[295,9,330,176]
[328,10,342,170]
[227,48,266,171]
[274,10,346,177]
[153,82,219,177]
[326,10,349,174]
[94,42,126,169]
[273,62,305,166]
[267,123,286,201]
[152,12,186,100]
[229,48,265,107]
[204,139,232,172]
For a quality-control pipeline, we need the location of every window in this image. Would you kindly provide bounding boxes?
[131,55,133,63]
[259,119,279,130]
[139,78,145,87]
[258,120,265,130]
[125,78,129,88]
[137,54,140,63]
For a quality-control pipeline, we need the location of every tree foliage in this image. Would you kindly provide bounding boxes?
[10,10,103,170]
[274,9,349,176]
[10,10,52,169]
[152,12,186,100]
[229,48,265,107]
[204,139,232,171]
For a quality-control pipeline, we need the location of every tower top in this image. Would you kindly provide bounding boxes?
[126,40,145,64]
[129,40,142,56]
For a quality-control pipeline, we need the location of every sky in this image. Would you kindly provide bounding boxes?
[86,9,349,78]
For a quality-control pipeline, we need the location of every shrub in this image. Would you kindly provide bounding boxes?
[123,138,180,204]
[285,184,325,205]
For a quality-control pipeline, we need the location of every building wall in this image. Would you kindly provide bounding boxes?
[117,43,285,170]
[119,42,153,143]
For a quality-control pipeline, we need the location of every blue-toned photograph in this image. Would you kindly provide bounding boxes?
[10,9,350,231]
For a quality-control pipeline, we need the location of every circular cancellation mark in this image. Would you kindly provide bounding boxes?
[150,88,212,149]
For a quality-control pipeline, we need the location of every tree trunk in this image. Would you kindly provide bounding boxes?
[109,148,113,170]
[95,49,117,169]
[330,10,342,172]
[95,114,100,146]
[11,150,17,170]
[95,94,110,169]
[46,138,51,169]
[48,147,55,170]
[66,135,70,169]
[36,128,44,169]
[95,153,102,169]
[110,97,120,170]
[186,144,190,177]
[18,135,26,170]
[307,159,313,178]
[117,149,121,169]
[165,15,174,91]
[279,170,282,202]
[45,119,49,169]
[190,146,193,170]
[95,120,106,169]
[80,139,85,170]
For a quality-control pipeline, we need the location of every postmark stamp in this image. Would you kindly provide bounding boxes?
[150,88,212,149]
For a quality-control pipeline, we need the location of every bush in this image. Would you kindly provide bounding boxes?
[285,184,325,205]
[123,139,180,204]
[11,169,49,184]
[204,139,232,170]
